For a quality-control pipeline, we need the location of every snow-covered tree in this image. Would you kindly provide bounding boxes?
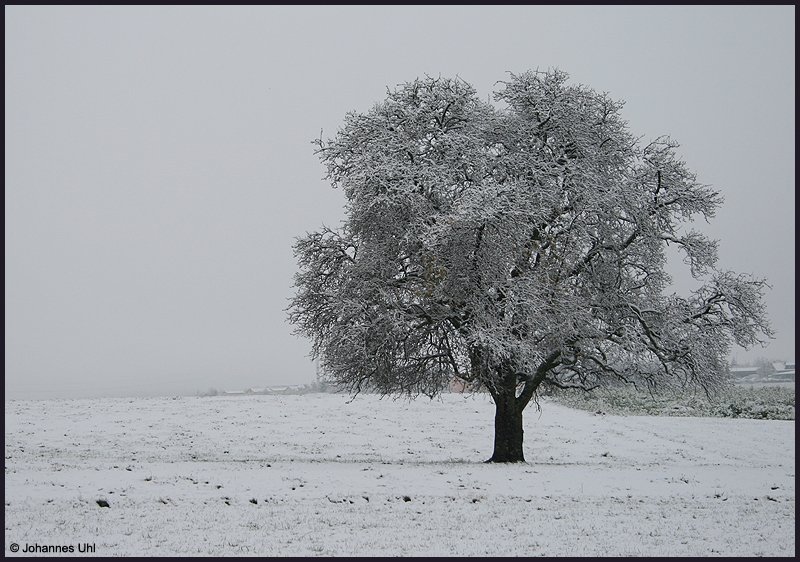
[289,70,772,462]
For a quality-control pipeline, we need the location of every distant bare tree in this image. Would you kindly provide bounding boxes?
[289,70,773,462]
[754,357,776,377]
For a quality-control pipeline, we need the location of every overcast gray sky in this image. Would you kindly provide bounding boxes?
[5,6,795,399]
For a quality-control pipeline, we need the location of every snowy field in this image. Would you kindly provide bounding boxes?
[4,393,795,557]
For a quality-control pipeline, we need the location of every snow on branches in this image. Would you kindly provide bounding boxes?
[289,70,772,405]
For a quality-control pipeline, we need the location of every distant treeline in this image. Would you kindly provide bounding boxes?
[198,380,340,397]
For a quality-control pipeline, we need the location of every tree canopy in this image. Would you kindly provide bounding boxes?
[288,70,772,461]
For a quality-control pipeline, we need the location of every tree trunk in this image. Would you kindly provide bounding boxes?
[487,393,525,463]
[479,351,557,463]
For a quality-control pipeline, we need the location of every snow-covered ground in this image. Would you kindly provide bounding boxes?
[4,393,795,556]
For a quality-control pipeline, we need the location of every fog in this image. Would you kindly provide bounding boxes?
[5,6,794,399]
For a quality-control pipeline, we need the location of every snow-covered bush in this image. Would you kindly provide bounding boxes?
[544,383,794,420]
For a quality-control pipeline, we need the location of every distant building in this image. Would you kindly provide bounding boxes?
[771,361,795,381]
[729,366,759,378]
[729,360,795,384]
[449,378,468,393]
